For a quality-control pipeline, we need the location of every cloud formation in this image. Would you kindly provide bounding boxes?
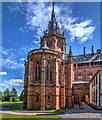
[1,79,24,87]
[9,2,95,43]
[1,47,24,69]
[0,72,7,75]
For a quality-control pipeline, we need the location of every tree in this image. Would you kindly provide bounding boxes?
[2,88,10,101]
[19,90,24,101]
[10,87,19,102]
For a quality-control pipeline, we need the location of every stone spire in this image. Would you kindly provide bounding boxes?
[51,2,56,21]
[69,46,72,56]
[45,2,61,34]
[68,46,73,63]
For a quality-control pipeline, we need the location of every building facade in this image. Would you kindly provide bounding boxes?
[23,2,102,110]
[90,69,102,109]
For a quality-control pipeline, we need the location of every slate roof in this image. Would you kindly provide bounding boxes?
[64,53,102,63]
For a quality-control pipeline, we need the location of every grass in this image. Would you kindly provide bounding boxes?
[12,109,67,113]
[2,113,60,120]
[0,101,23,105]
[3,103,67,113]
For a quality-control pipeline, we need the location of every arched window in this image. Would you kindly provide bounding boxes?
[59,42,61,48]
[38,66,41,81]
[35,61,41,81]
[57,40,59,47]
[46,61,52,83]
[50,66,52,82]
[35,66,37,80]
[47,65,49,81]
[57,40,61,48]
[48,95,50,102]
[36,94,39,102]
[51,41,52,47]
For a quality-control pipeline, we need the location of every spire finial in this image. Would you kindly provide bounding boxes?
[51,1,55,21]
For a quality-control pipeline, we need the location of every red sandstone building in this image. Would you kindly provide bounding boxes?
[23,3,102,110]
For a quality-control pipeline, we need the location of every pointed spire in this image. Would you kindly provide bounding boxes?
[51,2,56,21]
[45,2,61,34]
[69,46,72,56]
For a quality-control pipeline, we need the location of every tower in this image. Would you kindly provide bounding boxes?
[40,2,66,57]
[65,46,74,108]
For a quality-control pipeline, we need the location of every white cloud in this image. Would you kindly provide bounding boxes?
[18,45,38,56]
[33,40,40,44]
[0,72,7,75]
[1,79,24,87]
[20,58,26,61]
[8,2,95,43]
[1,47,24,69]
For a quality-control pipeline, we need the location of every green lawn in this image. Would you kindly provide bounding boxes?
[2,113,60,120]
[13,109,67,113]
[3,103,67,113]
[0,101,23,105]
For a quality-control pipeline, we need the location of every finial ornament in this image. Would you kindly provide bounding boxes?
[42,40,49,49]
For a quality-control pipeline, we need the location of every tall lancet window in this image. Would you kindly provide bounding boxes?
[35,66,37,81]
[57,40,61,48]
[51,41,52,47]
[47,65,49,81]
[50,66,52,83]
[46,61,52,83]
[38,65,41,81]
[35,61,41,81]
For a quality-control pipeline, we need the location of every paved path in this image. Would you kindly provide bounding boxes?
[60,102,102,120]
[0,102,102,120]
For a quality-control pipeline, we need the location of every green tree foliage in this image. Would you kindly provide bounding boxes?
[2,87,20,102]
[2,88,11,101]
[10,87,19,102]
[19,90,24,101]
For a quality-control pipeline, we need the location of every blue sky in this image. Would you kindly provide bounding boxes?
[1,2,100,95]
